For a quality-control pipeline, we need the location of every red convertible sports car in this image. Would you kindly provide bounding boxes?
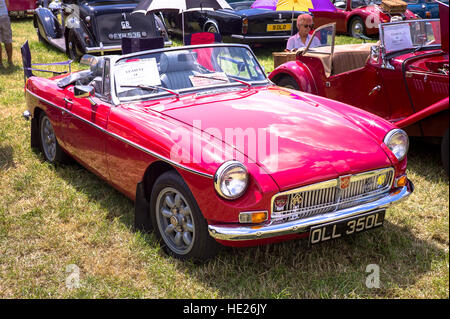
[311,0,417,37]
[23,43,413,261]
[269,2,449,175]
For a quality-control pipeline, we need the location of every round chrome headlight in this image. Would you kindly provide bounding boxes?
[214,161,249,200]
[384,129,409,161]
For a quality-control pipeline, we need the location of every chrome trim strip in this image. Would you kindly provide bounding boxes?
[208,181,413,241]
[25,89,214,179]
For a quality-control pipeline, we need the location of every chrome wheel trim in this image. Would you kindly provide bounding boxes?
[351,20,364,37]
[206,24,218,33]
[40,115,57,162]
[156,187,195,255]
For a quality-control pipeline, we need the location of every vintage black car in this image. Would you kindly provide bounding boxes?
[162,1,307,44]
[34,0,170,59]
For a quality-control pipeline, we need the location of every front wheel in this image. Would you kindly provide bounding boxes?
[150,171,220,262]
[441,129,449,176]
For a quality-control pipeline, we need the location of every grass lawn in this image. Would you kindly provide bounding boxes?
[0,19,448,299]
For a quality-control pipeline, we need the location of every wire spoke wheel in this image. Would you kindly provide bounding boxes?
[156,187,196,255]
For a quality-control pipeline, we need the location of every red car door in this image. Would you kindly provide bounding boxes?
[63,86,111,180]
[325,64,392,119]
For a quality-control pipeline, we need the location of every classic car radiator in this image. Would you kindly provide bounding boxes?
[271,168,395,222]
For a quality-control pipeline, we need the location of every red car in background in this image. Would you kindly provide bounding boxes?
[7,0,36,17]
[22,42,413,261]
[269,2,449,174]
[311,0,417,37]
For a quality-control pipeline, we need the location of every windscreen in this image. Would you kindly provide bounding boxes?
[113,45,267,101]
[381,19,441,53]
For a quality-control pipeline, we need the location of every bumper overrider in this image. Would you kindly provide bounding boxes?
[208,179,413,241]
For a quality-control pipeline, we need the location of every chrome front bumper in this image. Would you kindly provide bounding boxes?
[85,40,173,55]
[208,180,413,241]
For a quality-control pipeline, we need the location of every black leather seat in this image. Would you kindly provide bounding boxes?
[159,51,198,90]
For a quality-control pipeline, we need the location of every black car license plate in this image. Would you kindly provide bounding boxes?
[309,210,385,245]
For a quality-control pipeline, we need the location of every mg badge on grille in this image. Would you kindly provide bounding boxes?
[339,175,351,189]
[291,193,303,207]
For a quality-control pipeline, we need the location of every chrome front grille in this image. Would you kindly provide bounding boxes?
[271,168,394,222]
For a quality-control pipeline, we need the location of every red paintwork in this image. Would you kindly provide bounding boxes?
[269,25,449,140]
[25,57,407,247]
[310,1,416,36]
[6,0,35,12]
[440,1,449,52]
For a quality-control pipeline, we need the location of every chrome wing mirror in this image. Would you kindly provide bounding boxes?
[74,85,97,106]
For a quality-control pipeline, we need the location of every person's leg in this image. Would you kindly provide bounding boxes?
[5,42,12,66]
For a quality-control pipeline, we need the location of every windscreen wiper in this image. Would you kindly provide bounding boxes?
[120,84,180,98]
[191,75,252,88]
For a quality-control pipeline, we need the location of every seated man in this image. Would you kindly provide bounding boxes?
[286,14,321,51]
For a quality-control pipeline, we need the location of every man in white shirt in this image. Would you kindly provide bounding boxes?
[286,14,321,51]
[0,0,13,67]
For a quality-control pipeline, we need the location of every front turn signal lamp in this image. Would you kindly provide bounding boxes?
[239,211,268,224]
[394,175,408,188]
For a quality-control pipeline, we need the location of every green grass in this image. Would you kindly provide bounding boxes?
[0,19,448,299]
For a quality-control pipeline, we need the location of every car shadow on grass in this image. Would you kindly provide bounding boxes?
[180,220,447,298]
[45,138,447,298]
[407,138,448,182]
[0,144,15,170]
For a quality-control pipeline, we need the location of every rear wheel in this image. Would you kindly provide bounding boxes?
[441,129,449,176]
[277,76,300,90]
[349,16,366,37]
[205,23,219,34]
[38,112,69,164]
[66,30,83,61]
[150,171,220,262]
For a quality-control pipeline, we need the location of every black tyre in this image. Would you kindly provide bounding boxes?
[349,16,366,37]
[38,112,69,164]
[441,129,449,177]
[277,76,300,90]
[150,171,220,261]
[66,30,83,61]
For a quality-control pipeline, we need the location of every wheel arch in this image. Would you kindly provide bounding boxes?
[31,106,44,149]
[141,160,180,202]
[270,63,318,94]
[203,19,220,33]
[134,160,180,231]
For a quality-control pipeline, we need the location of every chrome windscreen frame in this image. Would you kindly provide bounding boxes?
[107,43,270,106]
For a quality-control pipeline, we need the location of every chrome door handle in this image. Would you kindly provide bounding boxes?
[64,97,73,104]
[369,85,381,96]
